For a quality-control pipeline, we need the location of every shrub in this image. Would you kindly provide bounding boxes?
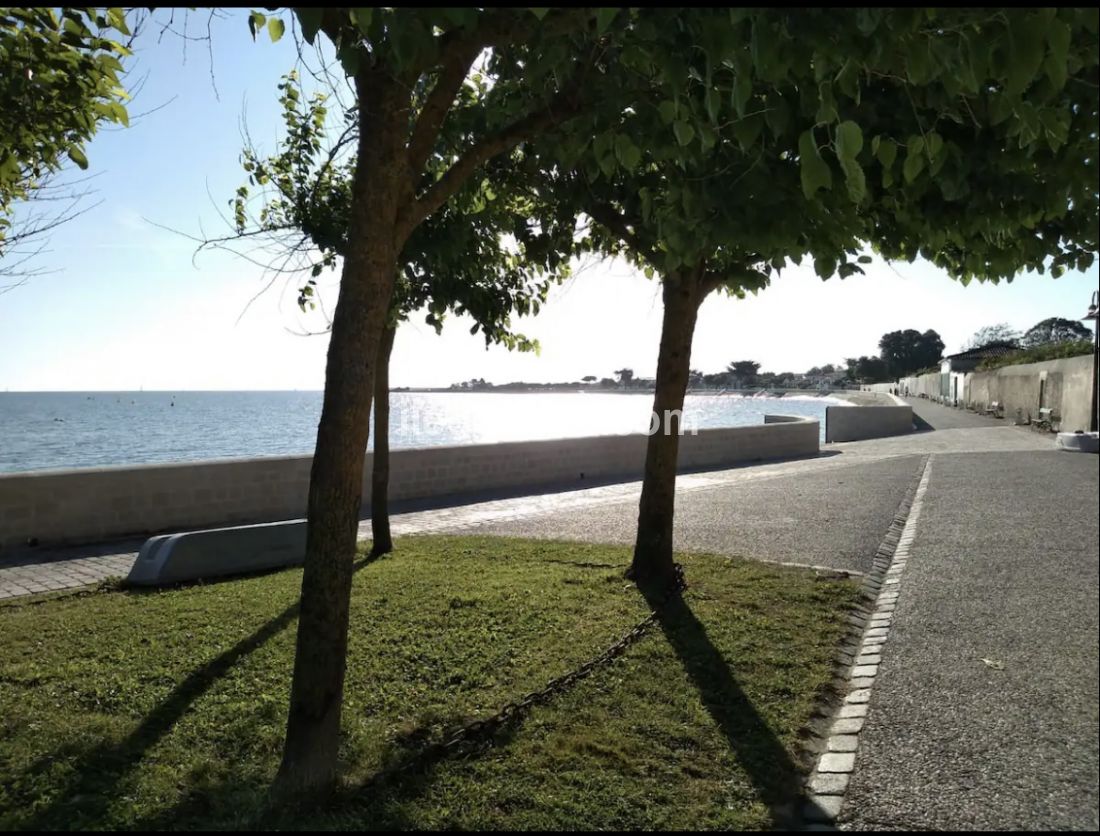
[976,340,1094,371]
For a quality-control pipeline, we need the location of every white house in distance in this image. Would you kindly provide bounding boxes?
[938,341,1019,405]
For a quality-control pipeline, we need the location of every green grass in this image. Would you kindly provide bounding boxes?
[0,536,860,830]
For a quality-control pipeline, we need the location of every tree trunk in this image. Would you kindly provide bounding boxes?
[274,73,407,796]
[370,323,397,557]
[630,272,703,589]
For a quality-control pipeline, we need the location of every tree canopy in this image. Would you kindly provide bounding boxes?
[1021,316,1093,347]
[516,6,1098,584]
[0,7,132,252]
[229,71,572,350]
[965,322,1021,350]
[846,355,891,383]
[879,329,945,377]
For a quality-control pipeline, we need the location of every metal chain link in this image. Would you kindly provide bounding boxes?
[364,563,687,789]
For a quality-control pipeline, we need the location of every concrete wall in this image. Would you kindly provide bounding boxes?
[965,354,1094,431]
[825,397,914,443]
[873,354,1093,432]
[0,416,820,551]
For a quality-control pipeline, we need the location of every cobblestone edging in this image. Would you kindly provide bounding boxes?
[800,455,933,829]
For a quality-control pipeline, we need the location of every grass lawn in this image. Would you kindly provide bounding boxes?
[0,535,860,830]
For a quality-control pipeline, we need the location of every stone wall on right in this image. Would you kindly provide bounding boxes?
[965,354,1094,431]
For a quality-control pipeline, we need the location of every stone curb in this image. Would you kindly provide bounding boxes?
[799,455,933,830]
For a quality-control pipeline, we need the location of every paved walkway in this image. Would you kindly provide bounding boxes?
[0,404,1051,600]
[841,447,1099,830]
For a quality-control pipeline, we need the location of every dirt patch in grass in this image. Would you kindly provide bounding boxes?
[0,535,859,830]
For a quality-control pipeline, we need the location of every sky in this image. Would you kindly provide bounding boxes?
[1,9,1097,392]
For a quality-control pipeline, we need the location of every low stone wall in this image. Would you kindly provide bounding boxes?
[965,354,1094,431]
[825,396,913,443]
[0,416,819,551]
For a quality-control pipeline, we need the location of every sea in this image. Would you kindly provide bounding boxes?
[0,390,843,474]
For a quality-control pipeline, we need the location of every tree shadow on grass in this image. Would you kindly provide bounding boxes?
[11,551,389,831]
[639,581,807,829]
[128,710,526,830]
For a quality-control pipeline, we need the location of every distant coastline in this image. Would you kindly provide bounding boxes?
[395,386,855,397]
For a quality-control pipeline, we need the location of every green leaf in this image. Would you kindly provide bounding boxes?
[529,8,549,20]
[732,113,764,149]
[595,8,618,35]
[835,57,860,101]
[267,18,285,43]
[1007,12,1045,96]
[704,87,720,123]
[731,74,752,117]
[1044,18,1071,90]
[839,157,866,203]
[925,131,943,160]
[816,81,837,124]
[903,138,926,183]
[106,7,129,36]
[875,137,898,171]
[247,11,266,41]
[673,120,695,147]
[814,255,836,279]
[764,95,789,137]
[67,146,88,170]
[799,130,833,199]
[835,120,863,160]
[658,100,677,125]
[351,8,373,35]
[296,8,323,44]
[614,135,642,171]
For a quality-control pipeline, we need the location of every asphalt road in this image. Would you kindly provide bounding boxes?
[841,450,1100,830]
[457,454,926,574]
[906,396,1013,430]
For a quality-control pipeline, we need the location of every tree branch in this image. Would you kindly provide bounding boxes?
[401,84,585,235]
[403,8,597,216]
[584,199,658,265]
[406,45,481,173]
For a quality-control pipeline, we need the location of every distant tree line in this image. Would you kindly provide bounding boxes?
[842,316,1094,385]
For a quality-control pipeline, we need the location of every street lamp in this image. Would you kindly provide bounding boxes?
[1084,290,1099,434]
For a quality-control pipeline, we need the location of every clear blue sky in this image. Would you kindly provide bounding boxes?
[2,9,1097,391]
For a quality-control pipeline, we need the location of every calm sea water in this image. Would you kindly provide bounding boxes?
[0,391,840,474]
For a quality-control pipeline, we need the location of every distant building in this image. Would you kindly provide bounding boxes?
[938,341,1018,404]
[940,341,1018,374]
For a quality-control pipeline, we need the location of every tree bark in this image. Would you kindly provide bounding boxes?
[274,72,408,796]
[630,272,704,589]
[370,323,397,557]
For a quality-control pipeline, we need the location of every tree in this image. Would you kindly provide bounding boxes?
[0,8,133,273]
[614,367,634,386]
[582,374,597,383]
[530,7,1098,589]
[727,360,760,388]
[227,71,571,558]
[702,371,728,389]
[878,329,945,377]
[244,6,703,794]
[846,355,891,383]
[1021,316,1092,347]
[965,322,1020,350]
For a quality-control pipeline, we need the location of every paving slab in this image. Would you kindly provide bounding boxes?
[841,450,1100,831]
